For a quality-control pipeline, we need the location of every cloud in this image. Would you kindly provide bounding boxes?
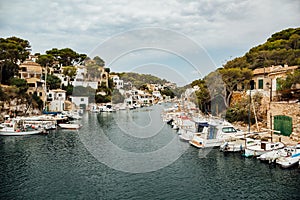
[0,0,299,84]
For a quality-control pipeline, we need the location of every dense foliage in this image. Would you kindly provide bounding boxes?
[44,74,61,90]
[0,37,31,84]
[224,28,300,70]
[111,89,125,104]
[116,72,168,89]
[45,48,87,66]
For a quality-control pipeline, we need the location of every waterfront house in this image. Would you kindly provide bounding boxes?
[69,96,89,110]
[19,60,46,102]
[19,60,43,80]
[251,65,299,100]
[248,65,300,138]
[152,90,163,100]
[72,66,98,89]
[110,75,124,89]
[47,89,66,111]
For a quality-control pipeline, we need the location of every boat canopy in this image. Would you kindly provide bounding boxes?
[195,122,209,127]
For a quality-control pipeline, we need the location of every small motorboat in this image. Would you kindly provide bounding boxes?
[220,138,260,153]
[258,145,299,162]
[58,123,82,130]
[244,141,285,157]
[277,153,300,169]
[0,122,43,136]
[276,144,300,168]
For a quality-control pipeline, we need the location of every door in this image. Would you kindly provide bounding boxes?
[274,115,292,136]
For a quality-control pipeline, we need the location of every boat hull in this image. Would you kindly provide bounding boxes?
[0,130,42,136]
[58,124,82,130]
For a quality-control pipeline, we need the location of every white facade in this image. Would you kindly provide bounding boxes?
[47,89,66,101]
[73,81,98,89]
[111,75,124,89]
[70,96,89,109]
[47,89,67,111]
[49,100,65,112]
[152,91,163,100]
[54,73,71,87]
[72,66,98,89]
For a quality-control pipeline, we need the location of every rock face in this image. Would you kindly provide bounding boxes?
[268,101,300,141]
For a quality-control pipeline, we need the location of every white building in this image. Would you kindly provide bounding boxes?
[152,91,163,100]
[72,66,99,90]
[53,73,73,87]
[110,75,124,89]
[73,81,98,89]
[47,89,66,111]
[69,96,89,110]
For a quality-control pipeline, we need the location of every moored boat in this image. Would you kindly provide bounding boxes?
[276,144,300,168]
[0,121,43,136]
[244,141,285,157]
[58,123,82,130]
[258,145,299,163]
[277,153,300,169]
[190,121,244,149]
[220,138,260,152]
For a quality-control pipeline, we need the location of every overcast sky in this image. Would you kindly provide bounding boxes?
[1,0,299,85]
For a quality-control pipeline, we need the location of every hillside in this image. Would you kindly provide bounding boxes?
[224,27,300,69]
[112,72,169,89]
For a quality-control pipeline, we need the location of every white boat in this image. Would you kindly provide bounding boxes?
[190,121,243,149]
[276,144,300,168]
[220,138,260,152]
[63,111,82,120]
[58,123,82,130]
[179,129,197,141]
[258,145,299,162]
[244,141,285,157]
[277,153,300,168]
[0,122,43,136]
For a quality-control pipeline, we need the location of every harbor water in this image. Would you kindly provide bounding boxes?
[1,105,299,199]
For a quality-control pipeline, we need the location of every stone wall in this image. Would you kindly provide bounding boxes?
[267,101,300,141]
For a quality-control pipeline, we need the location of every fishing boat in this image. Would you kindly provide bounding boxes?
[276,144,300,168]
[58,123,82,130]
[258,145,299,163]
[244,141,285,157]
[220,137,260,152]
[277,153,300,168]
[0,121,43,136]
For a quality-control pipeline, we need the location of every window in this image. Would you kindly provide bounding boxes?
[81,98,84,102]
[39,92,42,96]
[49,94,52,97]
[58,94,62,97]
[222,127,237,133]
[258,79,263,89]
[276,78,282,90]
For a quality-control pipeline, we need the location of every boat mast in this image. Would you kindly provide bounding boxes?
[43,65,48,111]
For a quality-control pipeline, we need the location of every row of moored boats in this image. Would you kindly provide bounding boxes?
[162,103,300,169]
[0,111,83,136]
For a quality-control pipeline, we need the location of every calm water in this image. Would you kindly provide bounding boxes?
[1,105,299,200]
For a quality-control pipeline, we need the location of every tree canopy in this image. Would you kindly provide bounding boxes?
[62,66,77,78]
[117,72,168,88]
[44,74,61,90]
[224,27,300,70]
[0,36,31,63]
[93,56,105,67]
[0,36,31,84]
[45,48,87,66]
[36,54,54,67]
